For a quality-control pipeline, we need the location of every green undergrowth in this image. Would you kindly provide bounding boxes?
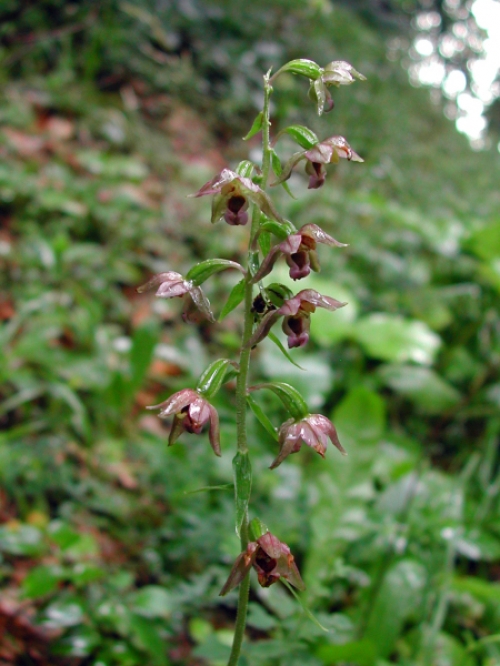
[1,8,500,666]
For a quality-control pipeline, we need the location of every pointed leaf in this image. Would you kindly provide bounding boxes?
[270,149,295,198]
[268,331,305,370]
[219,279,246,321]
[247,394,279,441]
[260,218,297,240]
[259,231,272,257]
[273,59,322,81]
[243,113,264,140]
[250,382,309,420]
[276,125,319,150]
[233,452,252,538]
[186,259,245,286]
[196,359,236,398]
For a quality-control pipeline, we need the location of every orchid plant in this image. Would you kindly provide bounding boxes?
[139,58,365,665]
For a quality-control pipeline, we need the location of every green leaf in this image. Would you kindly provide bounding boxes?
[316,640,377,666]
[186,258,245,286]
[233,452,252,537]
[247,394,279,441]
[273,59,322,81]
[354,314,441,364]
[259,230,272,257]
[276,125,319,150]
[268,331,306,370]
[243,113,264,140]
[219,279,246,320]
[128,320,160,400]
[260,218,297,239]
[250,382,309,420]
[333,386,386,442]
[129,614,168,665]
[129,585,172,619]
[281,580,329,632]
[196,358,235,398]
[22,565,63,599]
[377,364,461,414]
[270,149,295,198]
[468,220,500,261]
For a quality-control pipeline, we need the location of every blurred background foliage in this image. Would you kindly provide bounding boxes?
[1,1,500,665]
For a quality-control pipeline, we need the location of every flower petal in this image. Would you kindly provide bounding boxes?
[148,388,199,416]
[300,224,347,248]
[137,272,185,294]
[207,403,221,456]
[296,289,347,311]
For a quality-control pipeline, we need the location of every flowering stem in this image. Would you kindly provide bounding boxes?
[227,71,274,666]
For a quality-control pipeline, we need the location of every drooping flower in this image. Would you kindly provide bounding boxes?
[270,413,346,469]
[192,168,284,226]
[309,60,366,115]
[252,224,346,282]
[138,271,215,323]
[148,388,221,456]
[219,532,305,596]
[249,289,346,349]
[275,136,363,190]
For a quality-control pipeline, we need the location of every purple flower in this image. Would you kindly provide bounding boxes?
[148,388,221,456]
[219,532,305,596]
[192,168,284,226]
[138,271,215,323]
[252,223,346,282]
[271,414,346,469]
[249,289,346,349]
[275,136,363,190]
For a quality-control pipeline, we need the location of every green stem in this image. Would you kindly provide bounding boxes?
[227,70,273,666]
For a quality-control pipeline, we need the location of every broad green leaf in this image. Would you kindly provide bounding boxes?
[354,314,441,364]
[22,565,63,599]
[468,220,500,261]
[276,125,319,149]
[333,386,386,442]
[273,58,322,81]
[130,614,168,665]
[363,559,426,658]
[243,113,264,140]
[250,382,309,420]
[268,331,306,370]
[196,358,235,398]
[129,585,172,619]
[377,364,461,414]
[233,452,252,537]
[219,279,246,320]
[186,258,245,285]
[247,394,279,441]
[316,639,377,666]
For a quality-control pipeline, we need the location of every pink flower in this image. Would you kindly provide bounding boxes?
[275,136,363,190]
[148,388,221,456]
[138,271,214,323]
[249,289,346,349]
[192,168,283,226]
[271,414,346,468]
[219,532,305,596]
[252,223,346,282]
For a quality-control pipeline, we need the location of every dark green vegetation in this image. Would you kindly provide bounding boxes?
[1,2,500,665]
